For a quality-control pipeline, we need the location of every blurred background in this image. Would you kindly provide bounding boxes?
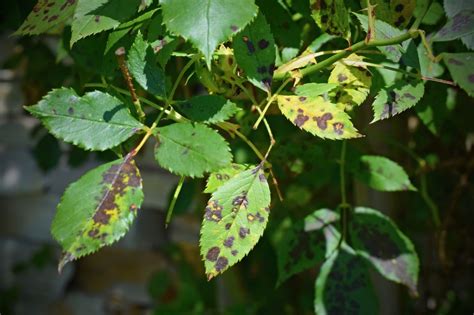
[1,1,474,315]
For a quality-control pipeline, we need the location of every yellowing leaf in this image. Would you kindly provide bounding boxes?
[277,95,362,139]
[310,0,350,38]
[360,0,417,28]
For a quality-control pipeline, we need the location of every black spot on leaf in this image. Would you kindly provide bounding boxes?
[215,256,229,272]
[206,247,220,261]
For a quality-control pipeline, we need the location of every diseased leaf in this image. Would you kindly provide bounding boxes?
[371,80,425,122]
[443,0,474,49]
[310,0,350,38]
[328,57,372,110]
[354,13,409,62]
[360,0,416,28]
[205,164,251,194]
[233,12,276,92]
[161,0,258,66]
[52,154,143,272]
[315,247,379,315]
[127,31,167,97]
[350,207,420,295]
[432,11,474,42]
[295,83,338,98]
[26,88,144,151]
[15,0,77,35]
[175,95,240,124]
[351,155,416,191]
[276,209,339,285]
[154,123,232,178]
[277,95,362,140]
[442,53,474,97]
[200,165,271,279]
[71,0,140,46]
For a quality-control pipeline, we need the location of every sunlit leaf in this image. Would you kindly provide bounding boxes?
[371,80,425,122]
[205,164,251,194]
[295,83,338,98]
[350,207,420,295]
[200,165,271,279]
[233,12,276,92]
[175,95,240,124]
[154,123,232,178]
[26,88,144,151]
[15,0,77,35]
[360,0,416,28]
[442,52,474,97]
[52,154,143,272]
[277,95,362,139]
[315,246,379,315]
[161,0,258,66]
[310,0,350,38]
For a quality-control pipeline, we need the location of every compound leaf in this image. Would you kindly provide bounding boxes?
[26,88,144,151]
[233,12,276,92]
[161,0,258,66]
[205,164,251,194]
[52,155,143,272]
[315,247,378,315]
[175,95,240,124]
[442,53,474,97]
[154,123,232,178]
[276,209,339,285]
[200,165,271,279]
[71,0,140,46]
[350,207,420,295]
[128,31,167,97]
[310,0,350,38]
[371,80,425,122]
[15,0,77,35]
[351,155,416,191]
[277,95,361,139]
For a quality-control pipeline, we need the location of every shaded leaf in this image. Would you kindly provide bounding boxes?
[154,123,232,178]
[295,83,338,98]
[277,95,362,139]
[360,0,416,28]
[52,154,143,271]
[15,0,77,35]
[205,164,251,194]
[200,165,271,279]
[233,12,276,92]
[413,0,444,26]
[351,155,416,191]
[175,95,240,124]
[371,80,425,122]
[443,0,474,49]
[161,0,258,66]
[26,88,144,151]
[416,86,456,135]
[276,209,339,285]
[354,13,409,62]
[315,247,378,315]
[71,0,140,46]
[442,52,474,97]
[432,11,474,42]
[350,207,420,295]
[127,31,167,97]
[310,0,350,38]
[417,44,444,78]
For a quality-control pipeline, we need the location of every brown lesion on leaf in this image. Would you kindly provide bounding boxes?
[239,227,250,238]
[333,122,344,135]
[88,228,99,238]
[247,213,255,222]
[205,200,223,222]
[215,256,229,272]
[232,193,248,209]
[206,247,220,262]
[337,74,348,82]
[313,112,333,130]
[224,236,235,248]
[258,39,269,49]
[231,250,238,256]
[294,108,309,128]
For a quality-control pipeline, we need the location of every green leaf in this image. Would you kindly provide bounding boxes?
[442,53,474,97]
[354,13,409,62]
[360,0,416,28]
[416,86,455,135]
[71,0,140,46]
[26,88,144,151]
[432,11,474,42]
[15,0,77,35]
[175,95,240,124]
[200,165,271,279]
[205,164,251,194]
[350,207,420,295]
[414,0,444,26]
[310,0,350,38]
[154,123,232,178]
[233,12,276,92]
[417,44,444,78]
[52,154,143,272]
[277,95,362,139]
[161,0,258,66]
[295,83,338,98]
[351,155,416,191]
[371,80,425,122]
[328,56,372,110]
[127,31,167,97]
[443,0,474,49]
[276,209,339,285]
[315,247,379,315]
